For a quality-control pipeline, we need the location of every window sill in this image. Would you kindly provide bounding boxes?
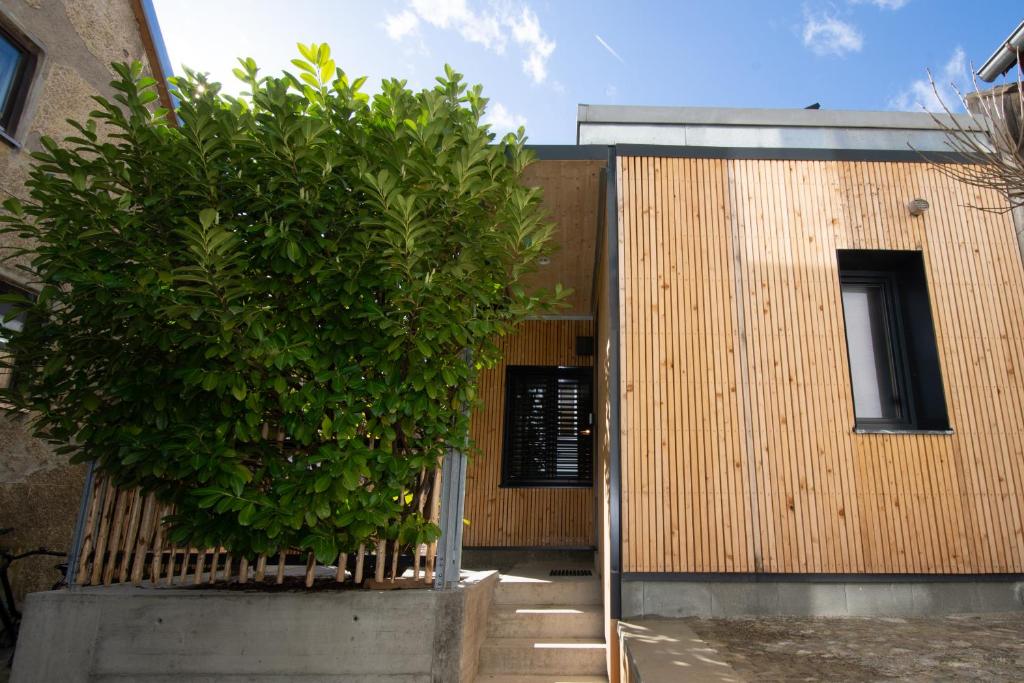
[0,128,21,150]
[853,427,954,436]
[499,483,593,489]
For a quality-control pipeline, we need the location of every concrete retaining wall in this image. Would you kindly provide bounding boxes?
[623,578,1024,618]
[11,570,498,683]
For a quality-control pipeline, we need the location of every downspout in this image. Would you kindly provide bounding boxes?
[978,20,1024,83]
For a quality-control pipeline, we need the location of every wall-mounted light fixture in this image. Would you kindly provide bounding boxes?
[537,256,551,266]
[908,198,930,217]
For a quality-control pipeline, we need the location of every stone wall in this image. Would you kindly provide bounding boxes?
[0,0,154,599]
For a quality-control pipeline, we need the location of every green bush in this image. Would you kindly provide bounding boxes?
[0,44,564,564]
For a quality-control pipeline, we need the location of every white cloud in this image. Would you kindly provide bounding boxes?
[595,34,624,63]
[384,9,420,41]
[411,0,507,52]
[605,84,618,99]
[484,102,526,134]
[802,14,863,56]
[508,7,556,83]
[384,1,556,84]
[852,0,909,8]
[890,47,967,112]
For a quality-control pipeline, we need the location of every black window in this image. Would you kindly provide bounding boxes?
[501,365,593,487]
[0,281,29,390]
[0,24,35,137]
[838,250,949,432]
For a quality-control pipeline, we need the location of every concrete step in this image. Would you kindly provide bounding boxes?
[475,676,608,683]
[487,604,604,639]
[478,637,607,676]
[494,576,602,606]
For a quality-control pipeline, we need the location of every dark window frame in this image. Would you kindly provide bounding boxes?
[500,365,594,489]
[839,270,916,430]
[0,19,39,142]
[837,249,951,434]
[0,278,32,391]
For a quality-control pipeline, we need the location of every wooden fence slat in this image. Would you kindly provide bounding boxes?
[238,556,249,584]
[335,553,347,582]
[129,493,157,585]
[89,478,117,586]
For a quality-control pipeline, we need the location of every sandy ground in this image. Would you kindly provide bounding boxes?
[685,614,1024,681]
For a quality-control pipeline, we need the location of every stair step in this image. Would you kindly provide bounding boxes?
[487,604,604,638]
[494,576,602,606]
[478,637,607,676]
[475,676,608,683]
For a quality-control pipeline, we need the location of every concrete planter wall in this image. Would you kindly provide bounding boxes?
[12,570,497,683]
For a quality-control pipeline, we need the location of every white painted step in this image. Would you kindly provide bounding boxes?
[487,604,604,639]
[475,676,608,683]
[494,576,602,606]
[478,637,607,676]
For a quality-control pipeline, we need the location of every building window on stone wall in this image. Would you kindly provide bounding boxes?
[0,23,38,141]
[0,281,29,390]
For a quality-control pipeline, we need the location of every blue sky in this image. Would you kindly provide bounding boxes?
[151,1,1022,144]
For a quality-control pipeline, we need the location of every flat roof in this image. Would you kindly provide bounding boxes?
[576,104,981,155]
[578,104,977,131]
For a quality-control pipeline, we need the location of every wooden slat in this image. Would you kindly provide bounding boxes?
[618,155,1024,574]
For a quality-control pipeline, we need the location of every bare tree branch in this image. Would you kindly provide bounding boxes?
[921,51,1024,214]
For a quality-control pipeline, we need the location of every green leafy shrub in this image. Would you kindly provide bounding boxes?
[0,44,564,564]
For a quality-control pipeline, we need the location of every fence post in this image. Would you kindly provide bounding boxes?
[65,461,96,587]
[433,445,467,590]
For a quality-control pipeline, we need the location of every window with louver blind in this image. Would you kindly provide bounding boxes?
[500,365,593,488]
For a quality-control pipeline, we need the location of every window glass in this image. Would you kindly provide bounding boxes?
[502,366,593,487]
[0,33,23,129]
[841,282,899,419]
[0,297,25,347]
[0,283,27,390]
[837,250,950,432]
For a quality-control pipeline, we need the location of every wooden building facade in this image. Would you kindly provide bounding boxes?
[465,106,1024,630]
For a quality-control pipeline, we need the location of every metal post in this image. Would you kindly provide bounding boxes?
[433,445,467,590]
[65,461,96,587]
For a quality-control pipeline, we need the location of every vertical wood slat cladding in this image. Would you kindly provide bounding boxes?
[618,156,1024,573]
[519,160,605,315]
[464,319,596,547]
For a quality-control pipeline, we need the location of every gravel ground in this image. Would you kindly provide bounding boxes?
[685,614,1024,682]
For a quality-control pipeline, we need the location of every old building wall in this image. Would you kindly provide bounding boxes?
[0,0,155,599]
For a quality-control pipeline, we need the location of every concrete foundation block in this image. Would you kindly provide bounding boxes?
[638,580,712,618]
[621,581,644,618]
[12,571,498,683]
[622,578,1024,618]
[776,581,848,616]
[710,581,780,616]
[845,583,915,616]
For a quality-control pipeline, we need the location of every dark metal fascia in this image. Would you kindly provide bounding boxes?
[614,144,979,164]
[606,144,622,620]
[623,572,1024,583]
[525,144,611,160]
